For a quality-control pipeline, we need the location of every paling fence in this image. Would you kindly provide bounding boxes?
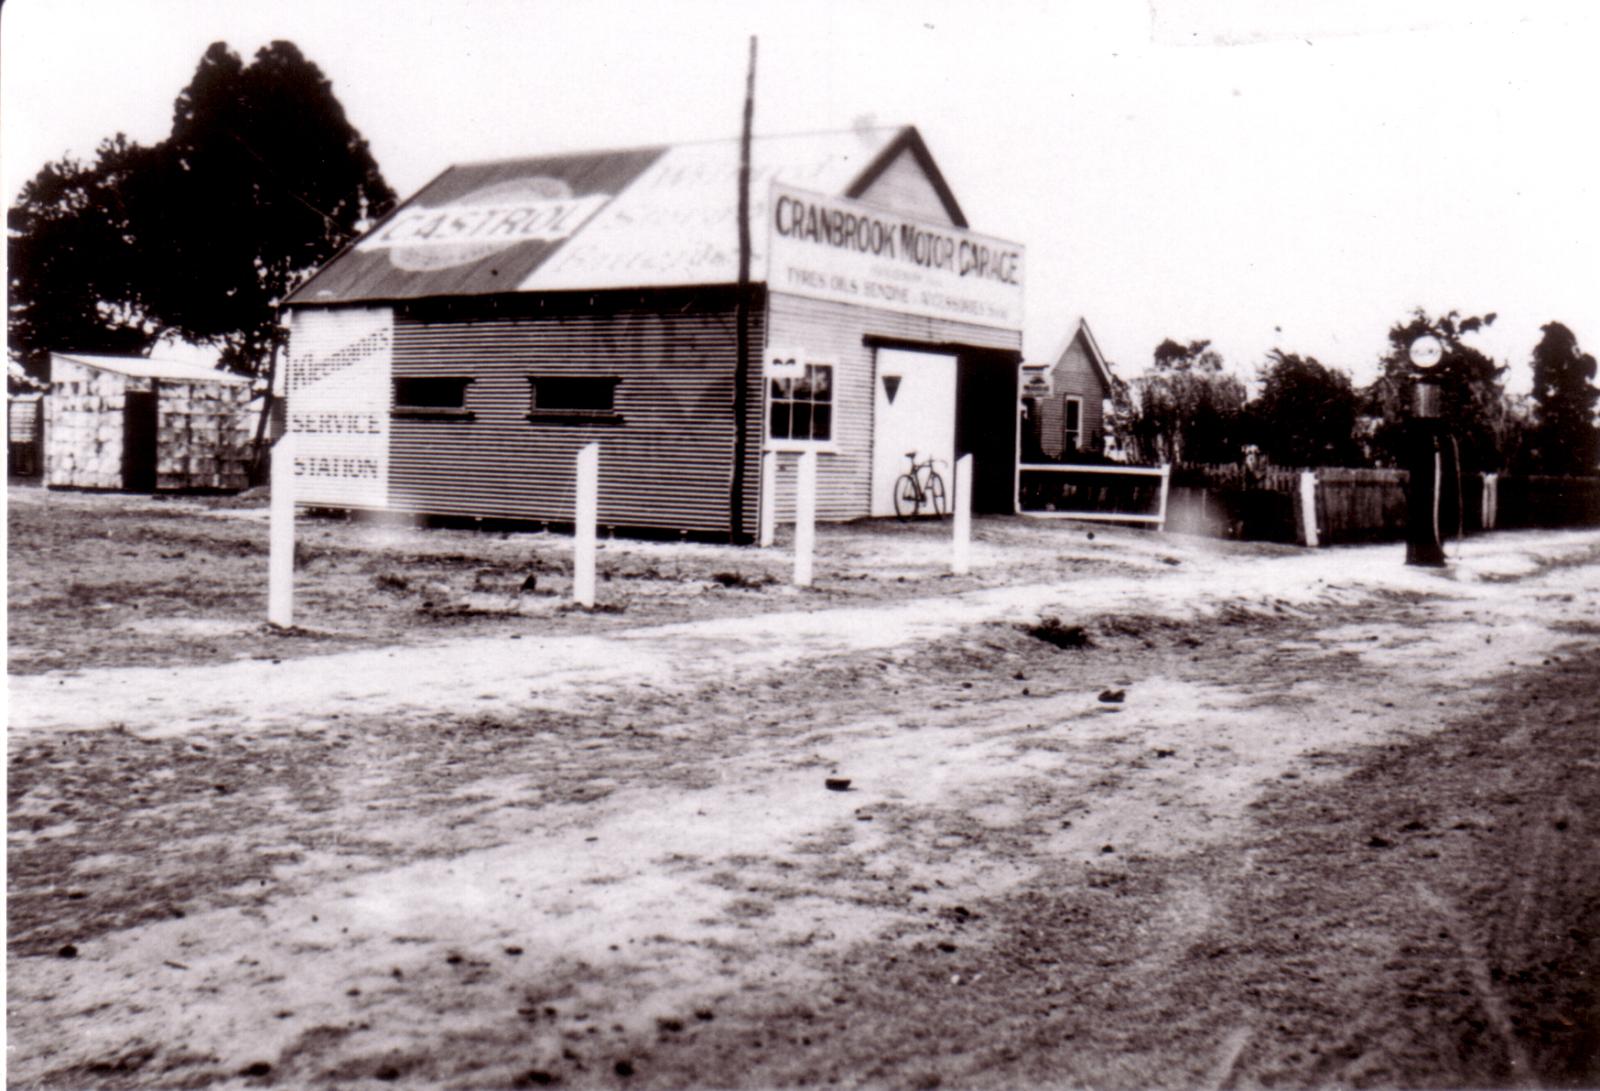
[1130,462,1598,546]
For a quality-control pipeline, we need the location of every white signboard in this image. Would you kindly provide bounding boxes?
[285,308,392,508]
[764,345,807,381]
[767,184,1025,331]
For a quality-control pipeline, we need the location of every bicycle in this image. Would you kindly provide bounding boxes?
[894,451,948,520]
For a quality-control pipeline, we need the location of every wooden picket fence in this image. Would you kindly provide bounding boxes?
[1164,464,1599,546]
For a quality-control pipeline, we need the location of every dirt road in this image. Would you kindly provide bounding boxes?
[7,493,1599,1089]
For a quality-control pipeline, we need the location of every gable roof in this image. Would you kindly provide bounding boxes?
[1048,318,1116,390]
[52,353,249,386]
[286,126,965,307]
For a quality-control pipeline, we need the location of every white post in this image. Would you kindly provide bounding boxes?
[1299,470,1320,548]
[268,432,295,628]
[952,453,973,575]
[1157,464,1172,532]
[574,443,599,607]
[793,448,816,587]
[758,450,777,547]
[1482,472,1498,531]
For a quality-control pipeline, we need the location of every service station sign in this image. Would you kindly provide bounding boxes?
[766,184,1024,331]
[284,308,392,509]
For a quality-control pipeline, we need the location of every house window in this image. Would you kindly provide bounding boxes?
[769,364,833,443]
[394,377,474,418]
[1063,396,1083,451]
[527,376,622,423]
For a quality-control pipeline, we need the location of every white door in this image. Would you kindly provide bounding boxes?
[871,348,958,516]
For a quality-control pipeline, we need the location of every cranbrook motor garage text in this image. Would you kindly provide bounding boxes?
[773,193,1021,286]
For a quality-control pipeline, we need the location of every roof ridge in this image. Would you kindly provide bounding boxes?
[446,124,912,169]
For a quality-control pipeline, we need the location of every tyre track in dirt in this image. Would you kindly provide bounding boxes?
[8,532,1600,1089]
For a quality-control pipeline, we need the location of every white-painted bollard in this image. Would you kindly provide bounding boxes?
[758,450,777,547]
[268,432,295,628]
[573,442,599,607]
[793,448,816,587]
[952,453,973,575]
[1298,470,1320,548]
[1482,472,1499,531]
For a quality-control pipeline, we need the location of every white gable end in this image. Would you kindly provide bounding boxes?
[853,147,957,225]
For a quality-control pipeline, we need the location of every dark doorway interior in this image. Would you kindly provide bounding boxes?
[955,347,1022,514]
[123,388,158,492]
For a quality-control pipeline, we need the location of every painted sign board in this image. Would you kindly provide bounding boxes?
[764,345,807,381]
[284,307,392,508]
[767,184,1025,331]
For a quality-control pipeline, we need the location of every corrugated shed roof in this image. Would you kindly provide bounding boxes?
[53,353,250,385]
[287,127,962,306]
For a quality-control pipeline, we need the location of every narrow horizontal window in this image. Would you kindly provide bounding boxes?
[393,377,474,418]
[527,376,622,423]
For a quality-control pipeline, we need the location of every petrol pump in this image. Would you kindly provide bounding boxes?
[1405,334,1450,567]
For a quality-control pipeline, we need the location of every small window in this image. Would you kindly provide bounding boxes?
[1063,396,1083,451]
[527,376,622,423]
[769,364,833,443]
[394,377,473,418]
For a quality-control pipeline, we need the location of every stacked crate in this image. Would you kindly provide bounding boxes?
[45,360,130,489]
[155,381,256,490]
[45,354,257,492]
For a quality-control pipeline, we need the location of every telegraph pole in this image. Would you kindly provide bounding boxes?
[730,35,757,543]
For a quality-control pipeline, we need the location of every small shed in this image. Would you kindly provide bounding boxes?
[45,353,257,491]
[1021,317,1115,461]
[281,125,1026,540]
[9,393,45,479]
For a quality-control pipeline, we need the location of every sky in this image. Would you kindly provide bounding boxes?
[4,0,1597,392]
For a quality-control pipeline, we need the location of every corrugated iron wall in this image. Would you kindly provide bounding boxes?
[763,292,1021,522]
[388,292,761,537]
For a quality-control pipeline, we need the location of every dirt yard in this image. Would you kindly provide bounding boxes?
[7,486,1600,1089]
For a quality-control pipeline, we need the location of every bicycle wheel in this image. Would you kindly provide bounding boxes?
[926,472,947,518]
[893,474,919,521]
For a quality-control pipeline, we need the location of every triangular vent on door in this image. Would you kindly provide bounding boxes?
[882,375,901,404]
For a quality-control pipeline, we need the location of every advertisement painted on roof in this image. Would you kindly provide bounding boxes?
[766,184,1024,330]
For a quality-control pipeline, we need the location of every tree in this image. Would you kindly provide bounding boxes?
[1366,309,1511,471]
[7,41,394,384]
[7,136,164,382]
[1118,339,1248,465]
[1524,322,1599,475]
[1247,350,1364,467]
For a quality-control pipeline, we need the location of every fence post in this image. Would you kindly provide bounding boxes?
[268,432,294,628]
[1298,470,1320,548]
[574,442,599,607]
[1157,464,1172,532]
[953,454,973,574]
[758,450,777,547]
[793,448,816,587]
[1481,472,1498,531]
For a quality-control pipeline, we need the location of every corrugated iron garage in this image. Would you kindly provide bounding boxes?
[282,126,1025,540]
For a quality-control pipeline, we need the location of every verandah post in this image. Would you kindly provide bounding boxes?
[794,448,816,587]
[953,453,973,575]
[268,431,294,628]
[574,442,599,607]
[1299,470,1320,548]
[758,449,777,547]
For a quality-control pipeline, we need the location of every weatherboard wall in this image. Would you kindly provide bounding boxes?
[763,291,1023,523]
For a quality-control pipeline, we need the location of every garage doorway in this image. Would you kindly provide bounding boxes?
[871,347,957,516]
